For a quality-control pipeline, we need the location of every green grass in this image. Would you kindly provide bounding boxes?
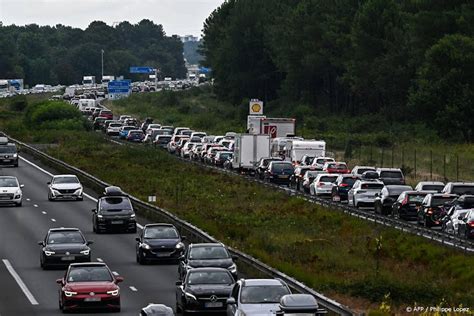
[2,91,474,312]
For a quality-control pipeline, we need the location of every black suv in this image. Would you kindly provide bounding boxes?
[392,191,430,220]
[0,138,19,167]
[254,157,283,180]
[135,223,185,264]
[418,193,457,228]
[374,185,413,216]
[178,243,238,281]
[331,174,359,202]
[92,186,137,233]
[264,161,295,185]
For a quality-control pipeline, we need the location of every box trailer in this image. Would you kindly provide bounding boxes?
[284,140,326,164]
[247,116,296,138]
[232,134,271,171]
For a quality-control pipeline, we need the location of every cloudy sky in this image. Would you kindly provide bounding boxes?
[0,0,224,37]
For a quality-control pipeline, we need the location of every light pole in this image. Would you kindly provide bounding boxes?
[101,49,104,81]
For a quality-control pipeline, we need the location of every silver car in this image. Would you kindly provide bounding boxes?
[47,175,83,201]
[348,180,384,208]
[226,279,291,316]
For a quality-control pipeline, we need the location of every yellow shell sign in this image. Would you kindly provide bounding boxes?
[251,103,261,112]
[249,100,263,115]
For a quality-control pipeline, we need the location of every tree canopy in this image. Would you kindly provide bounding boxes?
[0,20,187,86]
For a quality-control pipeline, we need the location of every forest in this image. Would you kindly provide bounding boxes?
[200,0,474,141]
[0,19,187,86]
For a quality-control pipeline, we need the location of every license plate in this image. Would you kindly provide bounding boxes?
[61,256,75,261]
[111,220,123,224]
[155,252,170,257]
[0,196,10,200]
[3,159,11,162]
[84,297,101,302]
[278,175,288,178]
[205,302,223,308]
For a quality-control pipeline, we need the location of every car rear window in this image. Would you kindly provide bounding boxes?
[336,164,348,169]
[361,183,384,189]
[272,163,294,172]
[408,194,427,203]
[101,197,133,211]
[320,176,338,182]
[355,168,374,175]
[461,197,474,208]
[317,158,333,164]
[342,177,357,185]
[380,171,403,178]
[452,185,474,195]
[422,185,444,192]
[432,196,455,206]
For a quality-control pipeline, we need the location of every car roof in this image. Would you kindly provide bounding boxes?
[186,267,230,273]
[48,227,80,232]
[144,223,176,229]
[189,243,224,248]
[241,279,286,286]
[0,176,17,179]
[446,182,474,185]
[53,174,77,178]
[377,168,402,171]
[69,262,106,267]
[430,193,458,197]
[417,181,445,185]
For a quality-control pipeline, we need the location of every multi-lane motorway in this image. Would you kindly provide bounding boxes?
[0,154,178,315]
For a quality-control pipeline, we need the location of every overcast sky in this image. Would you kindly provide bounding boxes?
[0,0,224,37]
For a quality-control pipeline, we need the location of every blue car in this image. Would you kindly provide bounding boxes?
[119,126,135,139]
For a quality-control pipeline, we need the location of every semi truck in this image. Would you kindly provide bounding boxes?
[247,116,296,138]
[101,75,115,84]
[82,76,96,86]
[232,134,271,172]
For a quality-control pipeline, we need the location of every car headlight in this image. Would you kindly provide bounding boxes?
[80,249,90,255]
[13,153,18,158]
[141,243,151,250]
[97,214,103,218]
[64,291,77,297]
[15,189,22,195]
[44,250,55,256]
[130,214,136,218]
[107,289,119,296]
[228,263,237,273]
[184,291,197,301]
[74,188,83,194]
[175,242,184,249]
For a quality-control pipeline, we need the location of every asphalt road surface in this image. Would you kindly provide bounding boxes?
[0,154,179,315]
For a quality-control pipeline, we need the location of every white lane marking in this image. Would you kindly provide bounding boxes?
[41,211,47,215]
[2,259,39,305]
[26,198,31,201]
[112,271,119,276]
[20,155,144,230]
[97,258,104,262]
[129,286,138,292]
[33,204,38,208]
[51,218,56,222]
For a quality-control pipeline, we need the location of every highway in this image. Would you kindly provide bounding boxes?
[0,154,178,315]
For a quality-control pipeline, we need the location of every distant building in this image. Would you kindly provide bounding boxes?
[180,35,198,43]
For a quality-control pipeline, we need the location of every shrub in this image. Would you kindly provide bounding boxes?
[8,95,28,112]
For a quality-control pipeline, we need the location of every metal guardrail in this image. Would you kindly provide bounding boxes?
[7,135,354,316]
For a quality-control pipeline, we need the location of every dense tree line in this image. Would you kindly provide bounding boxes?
[201,0,474,141]
[0,20,187,86]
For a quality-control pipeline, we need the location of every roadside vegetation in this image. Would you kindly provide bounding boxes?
[1,95,473,313]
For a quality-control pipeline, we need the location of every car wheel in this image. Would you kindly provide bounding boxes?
[113,306,121,313]
[138,251,146,265]
[176,302,182,313]
[48,193,53,201]
[353,198,357,208]
[14,162,18,168]
[424,218,431,228]
[76,197,83,201]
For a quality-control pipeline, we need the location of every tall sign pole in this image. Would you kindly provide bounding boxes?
[101,49,104,81]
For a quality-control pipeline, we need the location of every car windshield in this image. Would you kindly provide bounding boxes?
[53,176,79,184]
[422,185,444,191]
[342,177,358,185]
[432,196,455,206]
[144,227,179,239]
[380,171,403,179]
[452,186,474,195]
[189,246,229,260]
[320,176,337,183]
[361,183,384,190]
[47,231,85,244]
[187,271,233,285]
[408,194,426,203]
[0,178,18,187]
[0,146,16,153]
[240,285,290,304]
[67,266,113,282]
[272,163,294,172]
[219,153,232,159]
[100,197,133,212]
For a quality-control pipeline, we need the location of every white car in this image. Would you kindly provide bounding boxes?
[47,175,83,201]
[311,157,335,171]
[414,181,445,192]
[309,174,338,196]
[348,180,384,208]
[0,176,24,207]
[444,208,472,235]
[106,122,123,136]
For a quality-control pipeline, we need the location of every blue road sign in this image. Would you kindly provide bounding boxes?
[108,80,131,94]
[130,67,155,74]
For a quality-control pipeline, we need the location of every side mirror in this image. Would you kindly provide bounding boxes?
[115,276,124,283]
[47,182,51,185]
[226,297,236,305]
[20,184,25,188]
[56,278,64,285]
[175,281,182,286]
[91,209,96,213]
[38,241,44,246]
[232,255,239,261]
[86,241,94,245]
[135,237,140,242]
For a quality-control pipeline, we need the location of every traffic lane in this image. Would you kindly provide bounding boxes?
[3,160,179,314]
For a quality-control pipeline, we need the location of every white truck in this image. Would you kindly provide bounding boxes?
[232,134,271,171]
[101,75,115,84]
[77,99,96,112]
[283,140,326,164]
[270,137,304,157]
[0,80,10,94]
[82,76,96,86]
[247,116,296,138]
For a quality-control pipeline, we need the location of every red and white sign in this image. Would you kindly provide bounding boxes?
[264,125,277,138]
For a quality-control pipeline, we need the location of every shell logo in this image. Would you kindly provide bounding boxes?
[251,103,261,113]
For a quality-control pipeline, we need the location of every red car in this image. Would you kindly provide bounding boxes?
[57,262,123,312]
[323,161,350,174]
[98,110,113,120]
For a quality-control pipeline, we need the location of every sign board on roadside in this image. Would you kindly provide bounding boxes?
[264,125,278,138]
[130,67,155,74]
[108,80,131,100]
[249,99,263,115]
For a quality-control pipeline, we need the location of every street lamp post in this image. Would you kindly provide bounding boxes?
[101,49,104,82]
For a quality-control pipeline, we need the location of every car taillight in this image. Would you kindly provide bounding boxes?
[402,196,408,205]
[317,182,324,187]
[468,221,474,227]
[427,208,434,215]
[340,183,349,187]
